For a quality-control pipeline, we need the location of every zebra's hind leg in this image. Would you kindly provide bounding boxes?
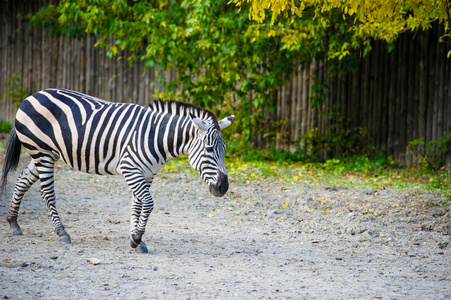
[33,156,71,244]
[6,160,39,235]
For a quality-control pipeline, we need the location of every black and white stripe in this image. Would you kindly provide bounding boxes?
[1,88,234,252]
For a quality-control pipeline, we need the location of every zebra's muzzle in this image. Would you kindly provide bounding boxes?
[209,171,228,197]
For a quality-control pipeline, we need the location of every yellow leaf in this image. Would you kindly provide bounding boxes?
[111,45,118,56]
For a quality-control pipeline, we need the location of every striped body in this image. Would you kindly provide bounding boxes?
[1,88,234,251]
[16,89,195,176]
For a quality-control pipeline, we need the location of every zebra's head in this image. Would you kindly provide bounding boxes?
[188,113,234,197]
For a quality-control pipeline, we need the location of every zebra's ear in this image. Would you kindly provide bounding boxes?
[190,113,210,131]
[218,115,234,130]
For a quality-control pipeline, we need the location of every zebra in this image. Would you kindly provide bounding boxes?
[0,88,234,253]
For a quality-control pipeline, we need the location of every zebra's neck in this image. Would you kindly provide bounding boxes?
[140,109,196,166]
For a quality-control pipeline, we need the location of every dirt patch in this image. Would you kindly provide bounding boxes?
[1,154,450,299]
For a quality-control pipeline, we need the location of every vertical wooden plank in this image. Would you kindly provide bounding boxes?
[369,41,378,152]
[426,26,437,146]
[290,71,298,149]
[445,49,451,167]
[376,40,386,153]
[308,61,315,135]
[284,75,292,150]
[418,28,429,149]
[0,0,11,120]
[274,87,281,149]
[322,63,331,156]
[59,37,65,89]
[294,68,303,143]
[349,57,361,135]
[361,46,371,133]
[406,32,416,165]
[435,26,445,164]
[387,43,398,162]
[397,33,408,165]
[300,64,309,150]
[33,26,42,91]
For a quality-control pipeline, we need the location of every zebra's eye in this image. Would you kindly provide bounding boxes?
[205,146,214,152]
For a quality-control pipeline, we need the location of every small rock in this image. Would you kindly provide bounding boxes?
[438,242,449,249]
[367,231,378,237]
[346,227,365,235]
[346,227,356,235]
[365,189,377,195]
[87,258,101,265]
[325,186,339,192]
[421,223,434,231]
[50,256,58,260]
[430,207,448,217]
[435,224,451,235]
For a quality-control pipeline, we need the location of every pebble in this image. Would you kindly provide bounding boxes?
[87,258,101,265]
[438,242,449,249]
[421,223,434,231]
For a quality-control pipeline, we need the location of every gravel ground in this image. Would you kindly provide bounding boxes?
[0,152,450,299]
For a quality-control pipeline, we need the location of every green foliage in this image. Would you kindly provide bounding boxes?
[320,154,392,175]
[299,107,376,159]
[1,73,28,108]
[233,148,309,163]
[310,78,328,108]
[0,121,13,134]
[235,0,451,59]
[28,0,312,147]
[27,0,451,160]
[424,170,451,205]
[409,134,451,170]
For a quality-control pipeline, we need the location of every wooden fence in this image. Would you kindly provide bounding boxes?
[269,24,451,166]
[1,1,451,166]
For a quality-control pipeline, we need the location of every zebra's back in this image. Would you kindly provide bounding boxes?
[15,88,147,175]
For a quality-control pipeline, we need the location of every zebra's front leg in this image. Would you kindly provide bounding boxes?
[129,195,154,253]
[6,160,39,236]
[125,172,154,253]
[34,159,71,244]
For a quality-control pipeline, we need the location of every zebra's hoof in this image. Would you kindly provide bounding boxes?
[59,235,71,244]
[130,233,142,248]
[9,228,23,236]
[135,241,149,254]
[130,239,140,249]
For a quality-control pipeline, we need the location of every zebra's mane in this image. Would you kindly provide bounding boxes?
[148,100,220,130]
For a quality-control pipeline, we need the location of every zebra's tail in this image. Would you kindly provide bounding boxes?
[1,127,22,196]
